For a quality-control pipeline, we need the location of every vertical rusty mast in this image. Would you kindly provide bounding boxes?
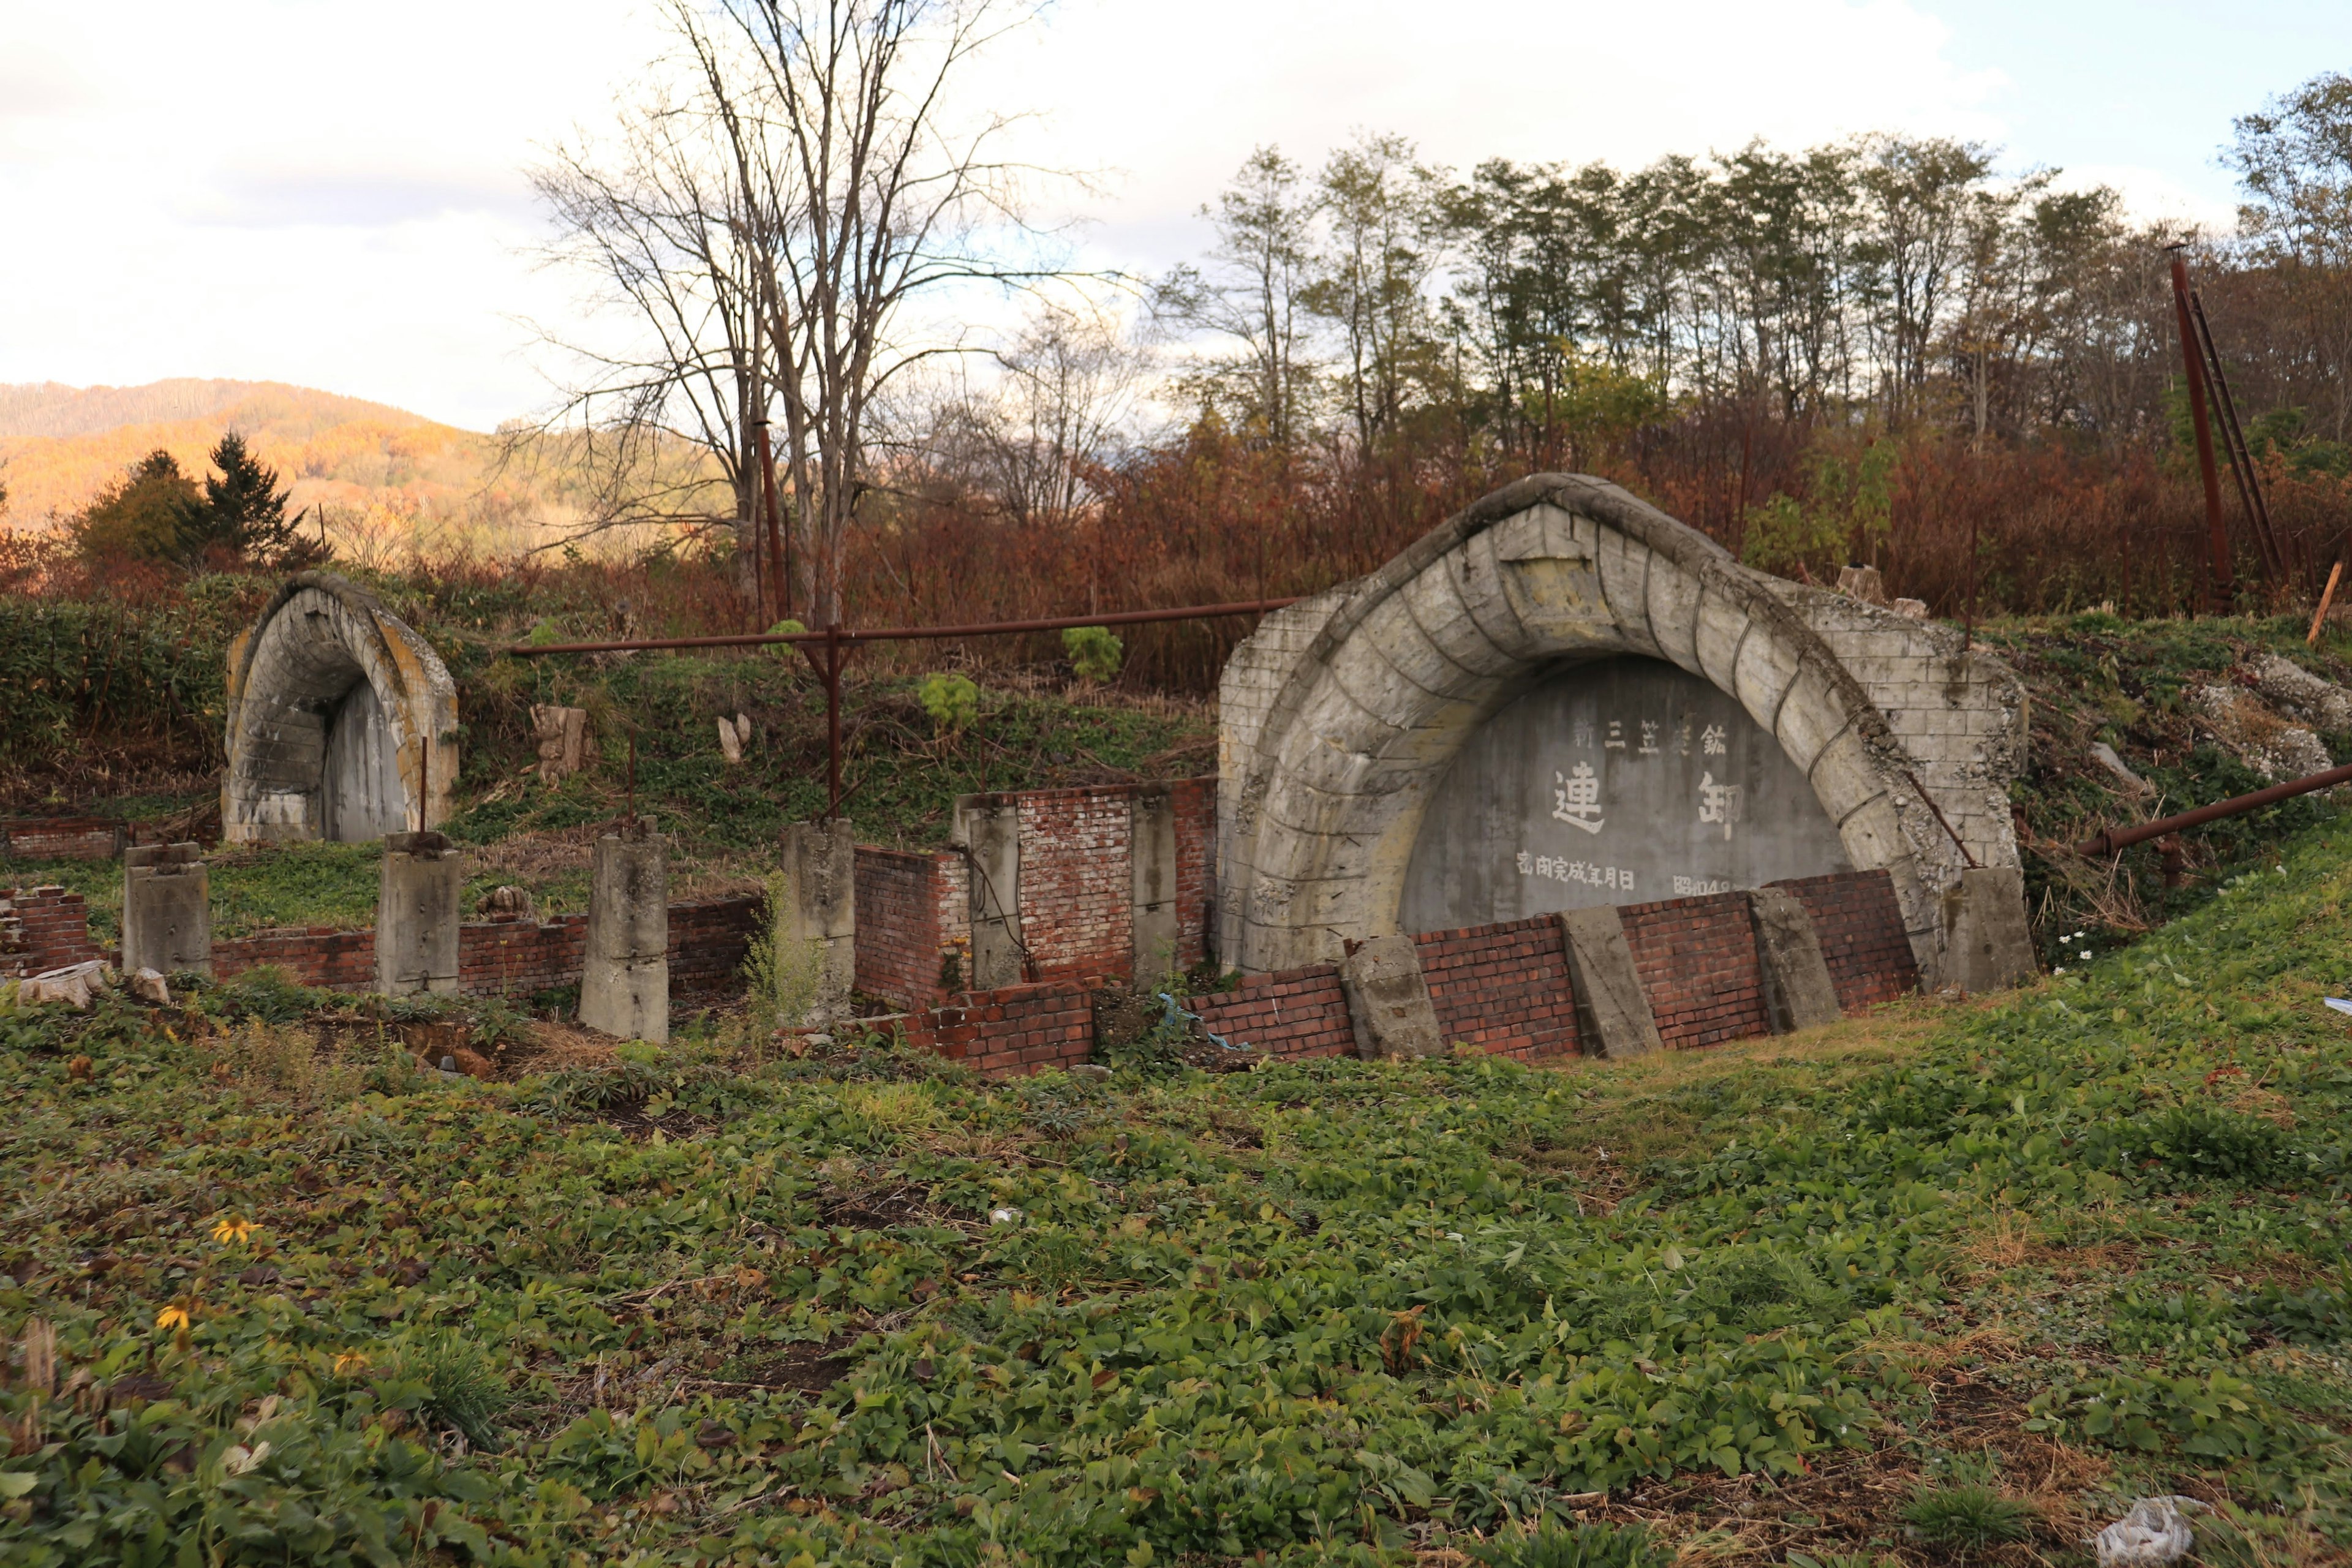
[2168,246,2231,610]
[753,421,791,624]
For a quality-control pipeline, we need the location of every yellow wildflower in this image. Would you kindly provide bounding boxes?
[332,1351,371,1378]
[155,1304,192,1332]
[211,1216,255,1245]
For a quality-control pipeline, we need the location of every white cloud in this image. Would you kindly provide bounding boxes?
[0,0,2232,431]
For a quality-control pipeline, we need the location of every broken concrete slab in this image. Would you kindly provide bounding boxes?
[17,960,113,1009]
[1338,933,1445,1059]
[1557,906,1665,1058]
[129,967,172,1005]
[1749,886,1842,1032]
[1940,865,2038,993]
[123,842,210,977]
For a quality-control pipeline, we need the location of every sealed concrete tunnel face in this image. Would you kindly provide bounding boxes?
[1398,654,1852,932]
[221,573,459,844]
[1218,475,1952,976]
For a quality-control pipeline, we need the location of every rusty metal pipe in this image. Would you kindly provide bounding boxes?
[2168,247,2232,608]
[2073,761,2352,858]
[505,597,1303,657]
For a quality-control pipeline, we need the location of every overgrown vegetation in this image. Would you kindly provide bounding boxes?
[10,811,2352,1562]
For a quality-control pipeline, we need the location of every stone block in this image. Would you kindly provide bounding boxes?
[777,818,855,1026]
[1338,933,1444,1059]
[530,705,591,782]
[952,797,1023,990]
[1557,907,1664,1058]
[123,842,211,976]
[582,818,669,1042]
[1941,865,2038,992]
[376,831,462,997]
[1748,887,1842,1031]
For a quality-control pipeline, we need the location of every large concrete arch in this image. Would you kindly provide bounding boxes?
[1216,475,2026,984]
[221,573,459,843]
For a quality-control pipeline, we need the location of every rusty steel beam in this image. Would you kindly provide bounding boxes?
[2073,761,2352,858]
[505,597,1303,657]
[2168,246,2233,608]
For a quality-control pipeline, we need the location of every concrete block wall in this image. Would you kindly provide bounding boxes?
[1771,868,1918,1011]
[1616,895,1772,1050]
[1411,916,1583,1060]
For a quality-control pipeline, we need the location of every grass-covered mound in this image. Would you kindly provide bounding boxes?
[7,820,2352,1565]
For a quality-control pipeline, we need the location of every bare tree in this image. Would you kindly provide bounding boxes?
[1157,146,1321,446]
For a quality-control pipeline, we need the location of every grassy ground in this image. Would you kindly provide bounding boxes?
[9,816,2352,1564]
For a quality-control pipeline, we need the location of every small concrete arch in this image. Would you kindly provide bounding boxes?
[221,572,459,843]
[1215,475,2026,983]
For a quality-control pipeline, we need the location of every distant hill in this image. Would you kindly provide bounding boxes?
[0,377,727,560]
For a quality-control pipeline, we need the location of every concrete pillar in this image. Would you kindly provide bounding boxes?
[1338,933,1445,1059]
[1940,865,2038,993]
[1747,886,1842,1032]
[1129,786,1179,984]
[1557,907,1665,1058]
[952,795,1023,991]
[581,816,669,1042]
[123,843,211,976]
[375,831,462,996]
[777,818,855,1026]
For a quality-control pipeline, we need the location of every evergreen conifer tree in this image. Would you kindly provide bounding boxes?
[173,433,303,566]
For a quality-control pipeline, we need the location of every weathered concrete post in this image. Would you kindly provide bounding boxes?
[375,831,462,996]
[951,795,1023,990]
[1338,933,1445,1059]
[1747,886,1842,1033]
[1557,907,1664,1058]
[778,819,855,1026]
[580,816,669,1042]
[1940,866,2038,993]
[123,843,212,976]
[1129,785,1179,984]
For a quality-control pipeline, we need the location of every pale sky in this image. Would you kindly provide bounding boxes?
[0,0,2341,432]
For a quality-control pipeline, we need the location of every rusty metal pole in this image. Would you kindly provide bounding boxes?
[824,622,843,820]
[753,421,790,624]
[2168,246,2231,611]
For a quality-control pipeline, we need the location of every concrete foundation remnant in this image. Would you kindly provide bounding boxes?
[1218,473,2030,987]
[1338,932,1445,1059]
[1747,886,1841,1032]
[122,843,211,977]
[952,796,1025,990]
[778,818,856,1027]
[581,816,670,1042]
[1557,906,1665,1058]
[223,573,458,843]
[1129,785,1180,983]
[1940,865,2039,993]
[532,706,592,782]
[376,831,463,996]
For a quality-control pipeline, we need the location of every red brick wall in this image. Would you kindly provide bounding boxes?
[0,886,108,977]
[1412,916,1582,1060]
[854,846,965,1007]
[1618,892,1771,1049]
[2,820,126,862]
[1171,777,1215,970]
[214,927,377,989]
[1185,965,1357,1060]
[903,979,1095,1077]
[1769,869,1919,1011]
[458,913,587,998]
[666,897,766,999]
[1014,785,1133,982]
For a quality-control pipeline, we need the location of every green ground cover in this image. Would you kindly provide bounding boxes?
[8,817,2352,1564]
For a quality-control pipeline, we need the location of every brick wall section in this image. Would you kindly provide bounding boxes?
[853,847,967,1007]
[903,979,1095,1077]
[458,914,587,998]
[665,897,765,999]
[1185,964,1357,1060]
[1170,777,1215,970]
[214,927,377,989]
[1014,786,1134,982]
[0,887,108,977]
[1412,916,1582,1060]
[2,820,126,862]
[1618,892,1771,1049]
[1769,869,1919,1011]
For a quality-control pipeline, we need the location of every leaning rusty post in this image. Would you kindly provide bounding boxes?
[2312,559,2344,646]
[2168,245,2231,611]
[824,622,843,820]
[2190,287,2285,582]
[753,420,790,623]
